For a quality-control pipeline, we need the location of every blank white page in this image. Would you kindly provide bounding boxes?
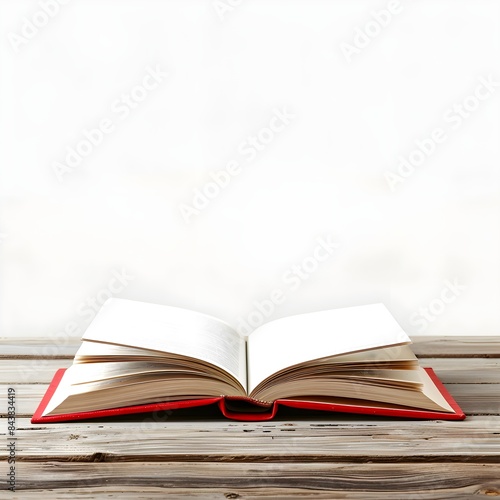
[247,304,410,394]
[82,298,246,389]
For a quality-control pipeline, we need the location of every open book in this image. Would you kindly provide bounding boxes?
[32,299,465,422]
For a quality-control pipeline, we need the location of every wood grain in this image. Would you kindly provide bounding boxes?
[2,335,500,357]
[418,358,500,383]
[411,336,500,357]
[7,462,500,498]
[2,416,500,461]
[0,359,73,383]
[0,339,79,358]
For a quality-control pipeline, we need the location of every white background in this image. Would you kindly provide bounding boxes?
[1,0,499,339]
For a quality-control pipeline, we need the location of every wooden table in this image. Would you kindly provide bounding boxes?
[1,336,500,498]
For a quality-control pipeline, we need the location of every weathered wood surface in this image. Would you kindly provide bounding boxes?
[2,335,500,357]
[6,462,500,499]
[0,359,73,383]
[411,336,500,357]
[1,336,500,499]
[4,416,500,461]
[0,339,79,358]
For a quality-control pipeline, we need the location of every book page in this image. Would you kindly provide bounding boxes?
[247,303,410,394]
[82,298,247,389]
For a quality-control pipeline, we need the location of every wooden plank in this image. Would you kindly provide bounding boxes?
[3,416,500,461]
[0,384,48,416]
[419,358,500,384]
[445,384,500,414]
[0,337,80,345]
[2,336,500,358]
[6,461,500,498]
[6,489,500,500]
[0,338,81,359]
[1,381,498,418]
[0,359,72,383]
[411,336,500,358]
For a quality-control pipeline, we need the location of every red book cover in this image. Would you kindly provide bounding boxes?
[31,367,465,423]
